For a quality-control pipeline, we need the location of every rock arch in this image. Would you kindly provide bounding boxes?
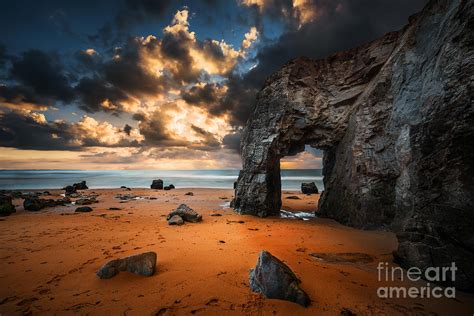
[233,0,474,291]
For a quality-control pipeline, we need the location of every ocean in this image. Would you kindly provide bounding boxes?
[0,169,323,191]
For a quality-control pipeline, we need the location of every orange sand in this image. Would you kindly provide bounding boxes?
[1,188,473,315]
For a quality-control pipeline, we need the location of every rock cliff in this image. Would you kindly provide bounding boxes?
[233,0,474,291]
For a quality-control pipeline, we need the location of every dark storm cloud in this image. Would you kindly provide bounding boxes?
[218,0,428,126]
[0,111,78,150]
[0,85,45,108]
[191,125,220,149]
[103,41,165,96]
[0,44,7,68]
[222,130,241,153]
[139,110,186,146]
[75,76,129,113]
[9,49,75,103]
[181,83,219,105]
[89,0,173,46]
[132,112,146,121]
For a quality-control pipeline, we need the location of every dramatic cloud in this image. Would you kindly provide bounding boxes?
[9,50,75,103]
[0,110,142,150]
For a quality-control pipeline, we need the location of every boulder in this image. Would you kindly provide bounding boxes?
[73,181,88,190]
[96,252,157,279]
[64,185,76,195]
[23,198,46,211]
[249,250,310,307]
[301,183,318,195]
[168,215,184,225]
[0,195,15,216]
[167,204,202,223]
[151,179,164,190]
[169,184,175,189]
[75,197,98,205]
[75,206,93,212]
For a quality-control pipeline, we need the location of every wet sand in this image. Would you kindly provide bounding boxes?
[1,188,473,315]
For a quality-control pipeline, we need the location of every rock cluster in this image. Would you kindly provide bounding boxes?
[96,252,157,279]
[233,0,474,291]
[249,250,310,306]
[23,197,70,211]
[166,204,202,225]
[64,181,88,195]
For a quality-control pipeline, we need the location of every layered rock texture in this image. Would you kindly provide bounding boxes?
[234,0,473,291]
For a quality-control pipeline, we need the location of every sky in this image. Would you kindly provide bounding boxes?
[0,0,428,170]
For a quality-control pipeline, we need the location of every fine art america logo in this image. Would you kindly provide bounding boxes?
[377,262,457,298]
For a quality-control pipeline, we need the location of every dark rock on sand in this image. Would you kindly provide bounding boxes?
[120,186,127,188]
[64,185,76,195]
[286,196,301,200]
[233,0,474,291]
[108,207,122,211]
[185,192,194,196]
[151,179,163,190]
[167,204,202,223]
[301,183,318,195]
[73,181,88,190]
[164,186,171,191]
[0,195,15,216]
[23,198,54,211]
[169,184,175,189]
[75,197,98,205]
[168,215,184,225]
[249,250,310,307]
[75,206,93,212]
[96,251,157,279]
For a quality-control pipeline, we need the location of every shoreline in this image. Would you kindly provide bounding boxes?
[1,188,473,314]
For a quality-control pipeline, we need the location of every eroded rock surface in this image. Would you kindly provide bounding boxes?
[234,0,474,291]
[96,252,157,279]
[249,250,310,306]
[167,204,202,223]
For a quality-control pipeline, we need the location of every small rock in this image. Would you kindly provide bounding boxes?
[64,185,77,195]
[0,195,15,216]
[210,213,222,217]
[185,192,194,196]
[73,181,88,190]
[249,250,310,307]
[75,206,93,213]
[286,196,301,200]
[120,186,127,189]
[341,308,357,316]
[167,204,202,223]
[168,215,184,225]
[301,182,318,195]
[108,207,122,211]
[75,197,98,205]
[164,186,171,191]
[151,179,163,190]
[169,184,175,189]
[96,252,157,279]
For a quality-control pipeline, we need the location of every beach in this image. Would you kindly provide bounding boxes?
[1,188,473,315]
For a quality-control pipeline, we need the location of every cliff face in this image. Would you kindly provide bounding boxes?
[233,0,474,291]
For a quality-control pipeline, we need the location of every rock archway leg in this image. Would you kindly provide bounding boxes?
[233,143,281,217]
